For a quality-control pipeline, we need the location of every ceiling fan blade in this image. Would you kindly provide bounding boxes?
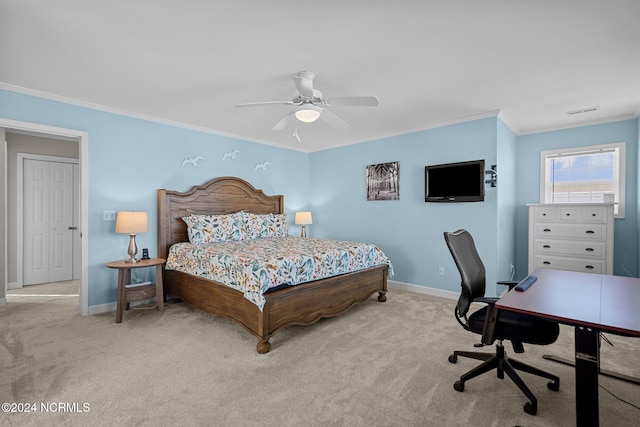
[293,71,315,98]
[319,109,349,130]
[272,112,295,130]
[236,100,298,107]
[324,96,380,107]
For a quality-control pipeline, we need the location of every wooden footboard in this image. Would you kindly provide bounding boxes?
[164,265,388,353]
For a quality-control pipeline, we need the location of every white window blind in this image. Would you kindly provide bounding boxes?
[540,142,625,217]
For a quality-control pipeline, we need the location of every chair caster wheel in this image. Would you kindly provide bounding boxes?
[524,402,537,415]
[547,380,560,391]
[453,381,464,392]
[448,354,457,363]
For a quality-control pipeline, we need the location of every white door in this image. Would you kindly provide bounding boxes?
[23,159,74,285]
[72,163,80,280]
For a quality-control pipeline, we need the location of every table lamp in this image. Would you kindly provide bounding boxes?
[115,211,148,263]
[295,211,313,237]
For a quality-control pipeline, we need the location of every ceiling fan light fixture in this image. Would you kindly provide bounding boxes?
[295,105,322,123]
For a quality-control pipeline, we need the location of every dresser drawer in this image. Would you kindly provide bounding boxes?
[532,206,556,222]
[582,206,609,223]
[558,207,579,222]
[532,255,605,274]
[533,223,606,240]
[534,239,606,258]
[124,283,156,302]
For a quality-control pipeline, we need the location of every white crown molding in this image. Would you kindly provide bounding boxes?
[1,84,504,153]
[497,111,518,134]
[311,110,503,153]
[516,113,639,136]
[3,82,636,151]
[0,82,291,149]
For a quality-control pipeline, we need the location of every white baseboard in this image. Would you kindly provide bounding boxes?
[87,299,154,316]
[0,297,6,306]
[8,282,20,290]
[388,280,458,300]
[88,302,117,316]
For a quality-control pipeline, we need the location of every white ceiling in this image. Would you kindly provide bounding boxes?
[1,1,639,152]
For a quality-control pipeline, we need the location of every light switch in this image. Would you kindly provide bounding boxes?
[103,210,117,221]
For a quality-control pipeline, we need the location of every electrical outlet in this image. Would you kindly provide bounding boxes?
[438,266,445,276]
[103,210,117,221]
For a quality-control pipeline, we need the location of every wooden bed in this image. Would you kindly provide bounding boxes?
[157,176,388,353]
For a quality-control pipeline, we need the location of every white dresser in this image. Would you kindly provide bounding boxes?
[528,203,614,274]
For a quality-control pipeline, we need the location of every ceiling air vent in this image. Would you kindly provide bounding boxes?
[567,106,600,115]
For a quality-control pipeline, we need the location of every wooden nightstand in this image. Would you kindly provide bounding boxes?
[106,258,165,323]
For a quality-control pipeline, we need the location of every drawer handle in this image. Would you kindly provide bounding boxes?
[585,265,595,270]
[585,248,594,252]
[543,228,551,232]
[543,261,551,265]
[565,213,571,217]
[585,230,595,234]
[543,245,551,249]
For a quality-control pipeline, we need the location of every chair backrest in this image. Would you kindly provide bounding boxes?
[444,229,486,318]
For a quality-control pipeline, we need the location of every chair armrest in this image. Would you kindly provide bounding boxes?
[473,296,499,305]
[471,297,500,345]
[497,280,519,290]
[480,304,500,345]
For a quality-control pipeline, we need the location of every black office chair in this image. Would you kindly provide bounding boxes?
[444,229,560,415]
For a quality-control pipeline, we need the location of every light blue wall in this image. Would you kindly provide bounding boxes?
[2,87,638,309]
[0,89,309,307]
[309,117,505,295]
[515,119,639,278]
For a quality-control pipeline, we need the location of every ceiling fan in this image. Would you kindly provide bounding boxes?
[236,70,380,131]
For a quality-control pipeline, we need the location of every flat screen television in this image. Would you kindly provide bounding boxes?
[425,159,485,202]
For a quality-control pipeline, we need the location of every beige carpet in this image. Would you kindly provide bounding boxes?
[2,282,639,426]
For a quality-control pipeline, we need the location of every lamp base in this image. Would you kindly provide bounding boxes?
[300,225,306,238]
[126,234,139,263]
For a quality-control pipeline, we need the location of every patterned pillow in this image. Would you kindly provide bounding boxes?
[241,212,288,239]
[270,213,288,238]
[182,212,245,243]
[241,212,271,240]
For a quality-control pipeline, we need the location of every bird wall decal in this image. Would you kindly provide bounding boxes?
[181,155,205,167]
[255,161,271,171]
[223,149,242,161]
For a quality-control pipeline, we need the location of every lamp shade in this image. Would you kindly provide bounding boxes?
[294,105,322,123]
[295,211,313,225]
[115,211,148,234]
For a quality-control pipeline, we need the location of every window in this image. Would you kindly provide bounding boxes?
[540,142,625,218]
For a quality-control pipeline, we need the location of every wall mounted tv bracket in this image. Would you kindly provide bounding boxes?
[485,165,497,187]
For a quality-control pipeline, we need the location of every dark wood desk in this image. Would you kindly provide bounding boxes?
[496,268,640,427]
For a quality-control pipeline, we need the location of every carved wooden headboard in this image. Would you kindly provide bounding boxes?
[157,176,284,259]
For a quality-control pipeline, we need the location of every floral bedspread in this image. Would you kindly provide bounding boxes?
[165,236,394,310]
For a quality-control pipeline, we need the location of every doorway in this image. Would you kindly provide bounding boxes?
[1,118,88,316]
